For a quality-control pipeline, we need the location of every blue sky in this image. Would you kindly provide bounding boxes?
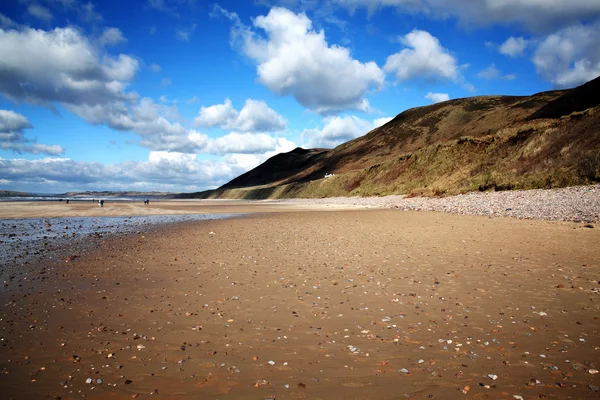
[0,0,599,193]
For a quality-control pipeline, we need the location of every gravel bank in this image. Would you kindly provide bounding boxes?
[281,185,600,223]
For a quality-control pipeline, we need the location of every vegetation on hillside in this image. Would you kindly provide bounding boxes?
[180,77,600,200]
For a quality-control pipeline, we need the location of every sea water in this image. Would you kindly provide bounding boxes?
[0,213,240,272]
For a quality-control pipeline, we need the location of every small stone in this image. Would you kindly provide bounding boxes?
[399,368,409,374]
[488,374,498,380]
[96,379,103,385]
[86,378,92,384]
[267,360,275,366]
[589,369,599,375]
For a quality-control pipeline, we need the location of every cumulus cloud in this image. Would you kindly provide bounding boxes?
[373,117,393,128]
[532,23,600,88]
[208,132,296,154]
[0,25,292,156]
[98,27,127,46]
[425,92,450,103]
[332,0,600,32]
[194,98,287,132]
[384,30,459,82]
[0,154,232,193]
[217,6,384,113]
[0,110,64,155]
[477,64,516,80]
[194,98,237,128]
[0,136,298,193]
[28,5,54,22]
[302,115,390,148]
[498,36,529,57]
[0,26,138,110]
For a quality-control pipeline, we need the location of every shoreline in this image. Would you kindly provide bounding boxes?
[1,184,598,222]
[0,210,598,399]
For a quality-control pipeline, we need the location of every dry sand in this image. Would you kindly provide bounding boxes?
[0,208,599,399]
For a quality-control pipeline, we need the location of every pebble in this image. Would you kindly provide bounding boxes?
[282,185,600,222]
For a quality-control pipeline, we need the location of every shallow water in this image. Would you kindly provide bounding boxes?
[0,213,239,274]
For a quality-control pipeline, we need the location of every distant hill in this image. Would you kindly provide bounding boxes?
[180,76,600,199]
[64,191,177,198]
[0,190,37,197]
[221,147,329,189]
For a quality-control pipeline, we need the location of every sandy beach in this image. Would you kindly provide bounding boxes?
[0,200,371,219]
[0,203,599,399]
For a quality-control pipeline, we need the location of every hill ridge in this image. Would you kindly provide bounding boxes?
[179,76,600,200]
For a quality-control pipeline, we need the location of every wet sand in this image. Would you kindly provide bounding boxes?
[0,209,599,399]
[0,200,370,219]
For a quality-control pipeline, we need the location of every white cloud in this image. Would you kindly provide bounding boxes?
[0,27,138,109]
[209,132,295,154]
[220,137,297,172]
[0,135,298,192]
[0,13,17,29]
[0,109,64,155]
[186,96,199,104]
[302,115,389,148]
[425,92,450,103]
[498,36,529,57]
[373,117,393,128]
[477,64,516,80]
[532,22,600,87]
[176,24,196,41]
[98,27,127,46]
[161,77,172,87]
[0,154,234,192]
[194,98,287,132]
[0,26,294,157]
[219,6,384,113]
[194,98,237,128]
[332,0,600,32]
[148,151,196,163]
[384,30,459,82]
[149,63,161,72]
[28,5,54,22]
[148,0,180,16]
[79,1,102,22]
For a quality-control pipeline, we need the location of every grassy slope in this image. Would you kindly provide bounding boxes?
[184,78,600,200]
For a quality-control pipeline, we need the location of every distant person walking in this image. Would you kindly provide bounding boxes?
[144,199,150,205]
[99,199,104,207]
